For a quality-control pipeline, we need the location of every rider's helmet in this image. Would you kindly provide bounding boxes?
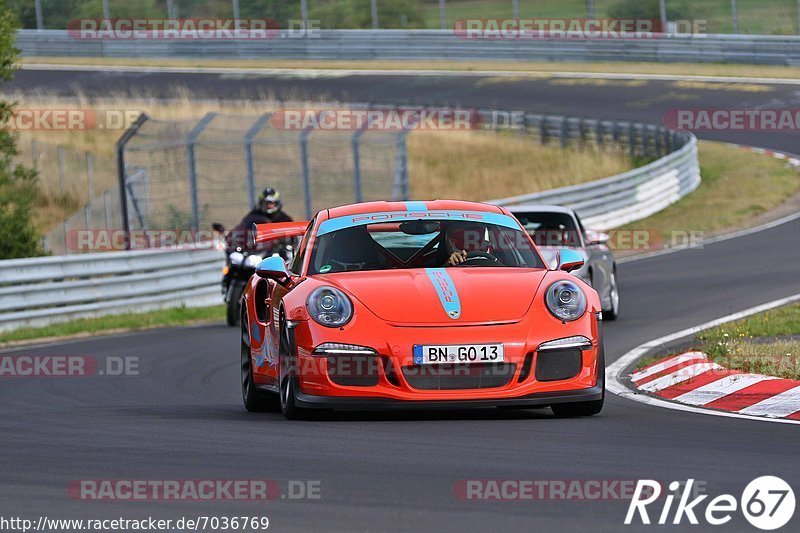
[258,187,282,215]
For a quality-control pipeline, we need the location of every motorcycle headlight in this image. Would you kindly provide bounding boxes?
[307,286,353,327]
[229,252,244,266]
[545,280,587,322]
[244,254,264,269]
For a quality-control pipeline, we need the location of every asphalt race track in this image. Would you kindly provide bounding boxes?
[2,68,800,531]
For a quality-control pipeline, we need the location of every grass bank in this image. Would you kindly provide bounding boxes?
[0,305,225,347]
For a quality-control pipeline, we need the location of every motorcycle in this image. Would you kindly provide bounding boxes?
[212,223,294,327]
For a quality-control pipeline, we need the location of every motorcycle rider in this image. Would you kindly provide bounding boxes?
[229,187,293,250]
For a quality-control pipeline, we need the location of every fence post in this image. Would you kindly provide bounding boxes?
[85,151,94,201]
[352,127,367,203]
[104,190,112,229]
[186,112,217,231]
[439,0,447,29]
[731,0,739,34]
[244,113,271,209]
[560,116,569,148]
[300,126,314,219]
[57,145,66,194]
[659,0,667,33]
[628,122,637,156]
[595,120,603,148]
[63,221,70,255]
[84,205,92,230]
[392,130,409,201]
[116,113,149,250]
[35,0,43,29]
[31,139,39,169]
[539,116,548,145]
[371,0,379,29]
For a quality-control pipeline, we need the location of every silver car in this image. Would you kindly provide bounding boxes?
[508,205,620,320]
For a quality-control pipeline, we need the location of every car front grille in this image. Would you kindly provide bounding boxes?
[401,363,516,391]
[326,355,380,387]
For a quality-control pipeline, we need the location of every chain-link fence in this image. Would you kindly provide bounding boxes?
[120,112,407,239]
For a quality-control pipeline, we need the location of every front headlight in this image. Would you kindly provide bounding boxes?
[229,251,244,266]
[243,254,264,269]
[307,286,353,327]
[545,280,587,322]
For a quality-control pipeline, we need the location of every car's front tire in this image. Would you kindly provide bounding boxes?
[551,332,605,418]
[278,314,310,420]
[602,269,620,321]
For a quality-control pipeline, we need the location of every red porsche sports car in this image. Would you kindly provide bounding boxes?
[239,200,604,419]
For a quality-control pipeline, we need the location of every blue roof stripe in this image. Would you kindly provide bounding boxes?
[317,210,519,236]
[404,201,429,212]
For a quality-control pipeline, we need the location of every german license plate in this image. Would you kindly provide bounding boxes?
[413,344,504,365]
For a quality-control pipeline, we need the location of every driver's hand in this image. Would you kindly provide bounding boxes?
[446,250,468,266]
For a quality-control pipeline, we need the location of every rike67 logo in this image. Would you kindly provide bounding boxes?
[626,477,795,530]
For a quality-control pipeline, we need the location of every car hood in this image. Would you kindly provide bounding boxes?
[317,268,549,325]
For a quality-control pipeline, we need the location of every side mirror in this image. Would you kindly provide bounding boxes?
[255,255,291,283]
[211,223,226,233]
[585,229,610,246]
[556,249,585,273]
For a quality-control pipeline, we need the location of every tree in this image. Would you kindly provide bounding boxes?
[0,3,44,259]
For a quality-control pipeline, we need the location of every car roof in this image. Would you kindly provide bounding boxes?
[325,200,505,220]
[505,204,577,216]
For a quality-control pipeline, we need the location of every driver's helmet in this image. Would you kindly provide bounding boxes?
[445,222,491,255]
[258,187,282,215]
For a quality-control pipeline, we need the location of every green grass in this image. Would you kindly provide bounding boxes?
[617,141,800,252]
[0,305,225,346]
[696,303,800,379]
[420,0,800,34]
[636,303,800,378]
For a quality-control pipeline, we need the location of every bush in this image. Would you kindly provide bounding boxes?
[0,4,43,259]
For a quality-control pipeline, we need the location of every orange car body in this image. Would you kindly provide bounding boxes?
[241,200,604,411]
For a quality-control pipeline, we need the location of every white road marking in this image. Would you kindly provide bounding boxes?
[638,362,723,392]
[672,374,777,406]
[606,292,800,425]
[739,385,800,418]
[618,209,800,264]
[630,352,707,383]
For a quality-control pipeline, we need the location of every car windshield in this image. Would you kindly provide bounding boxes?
[309,217,545,274]
[514,211,582,248]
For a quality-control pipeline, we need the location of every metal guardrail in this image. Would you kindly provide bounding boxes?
[0,246,225,332]
[16,29,800,66]
[490,116,700,230]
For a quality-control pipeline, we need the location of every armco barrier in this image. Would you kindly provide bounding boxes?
[16,29,800,66]
[491,127,699,230]
[0,246,225,332]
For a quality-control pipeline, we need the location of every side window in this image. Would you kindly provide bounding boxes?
[290,220,314,274]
